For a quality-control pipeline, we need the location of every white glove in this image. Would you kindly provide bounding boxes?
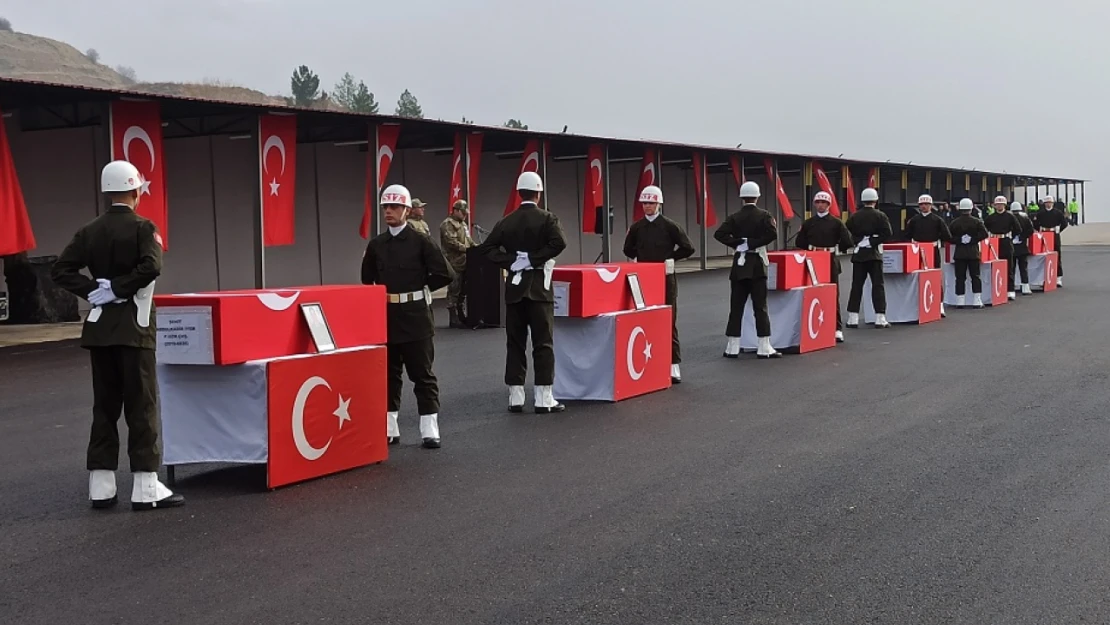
[857,237,872,249]
[1012,236,1022,244]
[961,234,972,244]
[510,251,531,273]
[664,258,675,275]
[735,238,749,253]
[88,286,116,306]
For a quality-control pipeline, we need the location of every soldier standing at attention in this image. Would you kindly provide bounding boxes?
[480,171,569,413]
[439,199,475,328]
[1031,195,1068,287]
[984,195,1023,301]
[50,160,184,511]
[845,187,893,329]
[904,193,953,317]
[361,184,454,448]
[406,198,431,236]
[948,198,990,308]
[713,181,781,359]
[622,184,695,383]
[795,191,854,342]
[1009,201,1036,295]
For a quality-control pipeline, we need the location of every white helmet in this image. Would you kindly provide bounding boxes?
[958,198,974,211]
[813,191,833,204]
[1042,195,1055,205]
[380,184,412,207]
[101,160,143,193]
[993,195,1007,205]
[861,188,879,203]
[917,194,933,204]
[639,185,663,204]
[739,181,760,198]
[517,171,543,192]
[1010,201,1023,212]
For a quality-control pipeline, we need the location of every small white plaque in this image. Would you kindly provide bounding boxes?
[766,262,778,290]
[553,281,570,317]
[156,306,215,365]
[883,249,904,273]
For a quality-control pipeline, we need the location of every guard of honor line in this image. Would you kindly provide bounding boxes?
[57,161,1069,511]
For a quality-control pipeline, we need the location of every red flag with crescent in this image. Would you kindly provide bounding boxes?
[109,100,168,249]
[581,144,604,233]
[0,108,35,255]
[844,165,858,214]
[448,132,483,228]
[729,155,744,189]
[258,114,298,247]
[812,161,841,217]
[360,123,400,239]
[504,139,545,216]
[631,149,657,222]
[763,158,795,220]
[868,167,879,189]
[692,152,718,227]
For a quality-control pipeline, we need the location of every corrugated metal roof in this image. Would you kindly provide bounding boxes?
[0,76,1085,183]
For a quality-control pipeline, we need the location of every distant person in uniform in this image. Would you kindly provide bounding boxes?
[845,187,893,329]
[439,199,475,329]
[984,195,1022,301]
[622,184,695,382]
[1009,201,1036,295]
[361,184,454,448]
[796,191,854,342]
[1068,197,1080,226]
[407,198,430,236]
[948,198,990,308]
[1031,195,1068,287]
[50,160,184,511]
[714,181,782,359]
[479,172,569,414]
[904,193,952,317]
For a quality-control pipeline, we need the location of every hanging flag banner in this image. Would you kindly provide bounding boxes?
[729,155,744,190]
[504,140,545,216]
[843,165,858,214]
[360,123,400,239]
[812,161,841,217]
[109,100,168,249]
[580,143,604,233]
[631,149,657,223]
[691,152,718,227]
[448,131,483,228]
[763,158,795,220]
[0,108,35,255]
[258,114,298,247]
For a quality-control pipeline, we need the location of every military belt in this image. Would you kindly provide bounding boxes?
[388,290,426,304]
[809,246,837,253]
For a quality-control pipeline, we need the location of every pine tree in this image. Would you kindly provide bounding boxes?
[504,119,528,130]
[290,65,320,107]
[351,81,379,114]
[395,89,423,118]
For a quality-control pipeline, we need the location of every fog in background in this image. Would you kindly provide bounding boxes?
[3,0,1104,218]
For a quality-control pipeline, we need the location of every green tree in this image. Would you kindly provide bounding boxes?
[350,81,378,113]
[331,72,358,110]
[85,48,100,63]
[504,119,528,130]
[290,65,320,106]
[395,89,423,118]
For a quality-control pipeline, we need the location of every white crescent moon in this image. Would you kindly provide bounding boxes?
[292,376,332,461]
[626,326,646,381]
[451,154,462,181]
[595,267,620,283]
[923,280,933,313]
[793,253,807,264]
[643,162,655,185]
[122,125,156,172]
[262,135,287,175]
[522,151,540,173]
[996,272,1004,297]
[590,158,602,187]
[378,145,394,171]
[256,291,300,311]
[807,297,821,340]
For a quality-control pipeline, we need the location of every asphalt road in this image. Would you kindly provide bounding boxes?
[3,248,1109,625]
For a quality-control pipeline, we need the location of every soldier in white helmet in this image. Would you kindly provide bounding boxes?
[623,185,694,382]
[480,171,569,413]
[984,195,1023,300]
[713,180,781,358]
[50,160,183,511]
[845,187,893,328]
[948,198,990,308]
[361,184,455,448]
[904,193,953,317]
[1009,201,1036,294]
[794,191,853,342]
[1031,195,1068,287]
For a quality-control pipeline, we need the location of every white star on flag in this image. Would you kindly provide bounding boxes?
[818,310,825,325]
[269,178,280,196]
[453,185,461,198]
[643,341,652,361]
[333,395,351,429]
[140,179,151,195]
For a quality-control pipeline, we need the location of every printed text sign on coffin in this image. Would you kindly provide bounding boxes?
[945,238,999,263]
[155,285,387,365]
[551,263,665,317]
[267,347,388,489]
[765,251,832,291]
[882,243,937,274]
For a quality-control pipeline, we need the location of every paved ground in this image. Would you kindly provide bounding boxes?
[3,248,1110,624]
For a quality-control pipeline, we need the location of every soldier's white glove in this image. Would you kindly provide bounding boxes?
[95,278,126,304]
[735,238,749,253]
[1012,235,1022,244]
[88,285,117,306]
[961,234,972,244]
[510,251,531,273]
[857,237,872,249]
[664,258,675,275]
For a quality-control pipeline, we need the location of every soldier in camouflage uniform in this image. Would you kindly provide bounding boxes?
[439,200,474,328]
[408,198,431,236]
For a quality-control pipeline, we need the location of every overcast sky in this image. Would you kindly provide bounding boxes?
[2,0,1105,217]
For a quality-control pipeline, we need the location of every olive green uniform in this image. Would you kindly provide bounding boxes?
[50,204,163,473]
[439,216,474,309]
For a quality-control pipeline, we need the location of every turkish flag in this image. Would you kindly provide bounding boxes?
[259,114,297,247]
[612,307,672,401]
[1043,252,1058,291]
[0,110,35,255]
[360,123,400,239]
[799,284,837,353]
[504,139,545,216]
[763,158,795,220]
[109,100,168,249]
[812,161,841,217]
[580,143,604,233]
[917,268,942,323]
[843,166,858,214]
[691,152,718,227]
[729,155,744,189]
[447,131,483,228]
[990,260,1009,306]
[631,149,657,222]
[868,167,879,189]
[267,346,388,488]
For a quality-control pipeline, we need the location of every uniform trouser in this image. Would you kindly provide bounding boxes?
[954,259,982,295]
[665,274,680,364]
[87,346,160,472]
[505,298,556,386]
[1003,251,1016,292]
[387,338,439,415]
[933,245,945,301]
[1013,254,1030,285]
[831,262,844,331]
[1053,232,1063,276]
[445,260,466,308]
[847,260,885,314]
[725,278,770,337]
